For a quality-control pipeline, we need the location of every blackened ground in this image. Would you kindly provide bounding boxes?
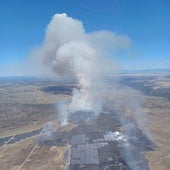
[0,128,42,146]
[120,76,170,100]
[40,84,78,95]
[37,112,155,170]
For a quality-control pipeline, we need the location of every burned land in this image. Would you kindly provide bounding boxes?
[0,72,169,170]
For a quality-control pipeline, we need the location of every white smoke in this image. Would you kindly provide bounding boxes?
[32,13,153,169]
[36,13,131,125]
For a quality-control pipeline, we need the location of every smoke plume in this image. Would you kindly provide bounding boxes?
[37,13,132,125]
[33,13,153,170]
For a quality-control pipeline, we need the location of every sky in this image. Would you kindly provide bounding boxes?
[0,0,170,76]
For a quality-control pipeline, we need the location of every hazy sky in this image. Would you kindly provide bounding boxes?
[0,0,170,76]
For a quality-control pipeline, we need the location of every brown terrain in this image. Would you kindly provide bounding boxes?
[0,78,71,170]
[0,72,169,170]
[121,72,170,170]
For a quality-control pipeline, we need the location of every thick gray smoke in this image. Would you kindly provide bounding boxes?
[33,13,152,170]
[38,13,131,125]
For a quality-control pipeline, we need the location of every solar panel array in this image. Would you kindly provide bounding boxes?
[70,132,128,166]
[103,131,127,142]
[70,134,86,145]
[71,143,99,164]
